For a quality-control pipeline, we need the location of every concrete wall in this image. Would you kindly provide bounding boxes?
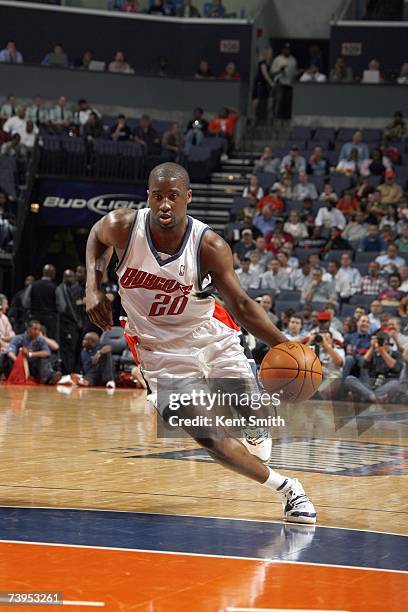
[292,82,406,127]
[0,64,245,118]
[268,0,346,39]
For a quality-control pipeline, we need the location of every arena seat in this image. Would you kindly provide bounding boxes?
[313,127,336,144]
[275,289,301,301]
[350,293,373,305]
[185,146,213,182]
[289,126,312,141]
[355,251,380,263]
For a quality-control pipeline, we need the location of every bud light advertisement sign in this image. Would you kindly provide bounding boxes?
[35,179,148,226]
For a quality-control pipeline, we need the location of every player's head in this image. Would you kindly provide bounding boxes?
[148,163,192,231]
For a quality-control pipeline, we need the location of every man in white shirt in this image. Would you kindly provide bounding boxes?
[271,43,298,86]
[50,96,73,130]
[326,260,352,300]
[280,145,306,175]
[26,96,49,126]
[19,120,39,149]
[292,170,318,201]
[285,315,305,341]
[74,98,101,126]
[1,94,17,119]
[260,258,291,292]
[246,236,273,271]
[0,294,15,354]
[368,300,383,334]
[375,243,405,274]
[236,258,260,291]
[3,106,26,135]
[315,201,346,235]
[342,211,369,244]
[300,65,327,83]
[339,252,361,294]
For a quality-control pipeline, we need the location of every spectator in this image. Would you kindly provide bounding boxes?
[0,41,23,64]
[330,56,353,82]
[338,252,361,293]
[260,258,291,291]
[343,211,369,244]
[253,205,276,236]
[41,44,69,68]
[251,48,274,121]
[375,243,405,273]
[108,51,133,74]
[379,273,405,306]
[387,317,408,352]
[1,94,17,119]
[220,62,241,80]
[308,330,344,399]
[307,146,329,177]
[256,186,285,215]
[110,114,131,141]
[396,224,408,253]
[271,42,298,120]
[208,106,239,140]
[308,310,344,345]
[342,314,372,379]
[377,170,403,204]
[280,145,306,175]
[358,224,387,252]
[23,264,58,341]
[301,266,337,304]
[75,332,115,388]
[248,251,263,276]
[0,199,14,251]
[326,259,352,300]
[1,133,27,159]
[246,236,273,270]
[122,0,140,11]
[254,146,280,174]
[56,269,80,374]
[368,300,383,333]
[285,315,305,341]
[299,64,327,82]
[162,122,181,161]
[399,265,408,292]
[177,0,201,17]
[361,147,392,177]
[194,60,214,79]
[206,0,226,17]
[133,115,161,154]
[379,205,398,232]
[74,99,100,126]
[283,209,308,241]
[242,175,263,201]
[258,294,278,325]
[362,58,383,82]
[8,275,34,334]
[338,130,369,163]
[271,173,293,199]
[49,96,73,130]
[147,0,167,14]
[236,257,259,290]
[83,112,103,141]
[5,320,61,384]
[0,294,15,356]
[3,106,26,136]
[324,227,352,254]
[319,183,338,204]
[315,201,346,234]
[26,96,49,127]
[322,301,343,334]
[292,260,311,292]
[344,332,403,403]
[74,50,94,70]
[397,62,408,85]
[281,241,299,270]
[337,190,360,216]
[184,107,208,153]
[336,147,361,175]
[232,229,255,260]
[384,111,408,141]
[360,261,387,295]
[292,170,318,201]
[19,120,38,150]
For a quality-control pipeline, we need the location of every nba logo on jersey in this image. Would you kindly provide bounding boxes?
[179,265,185,276]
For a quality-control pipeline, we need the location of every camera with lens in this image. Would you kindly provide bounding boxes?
[314,334,323,344]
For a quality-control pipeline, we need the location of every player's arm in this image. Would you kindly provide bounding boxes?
[85,209,135,330]
[201,231,287,346]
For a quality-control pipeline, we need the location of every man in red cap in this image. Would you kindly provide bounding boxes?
[378,169,403,204]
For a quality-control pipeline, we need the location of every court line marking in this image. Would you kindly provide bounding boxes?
[63,602,104,607]
[0,539,407,575]
[0,505,406,538]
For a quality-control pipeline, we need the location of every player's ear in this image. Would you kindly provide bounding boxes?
[187,189,192,204]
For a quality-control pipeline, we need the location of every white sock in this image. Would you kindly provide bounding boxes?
[263,467,291,491]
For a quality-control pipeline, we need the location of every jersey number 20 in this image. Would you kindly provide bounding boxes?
[149,293,188,317]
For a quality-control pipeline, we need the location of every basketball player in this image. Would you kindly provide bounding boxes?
[85,163,316,524]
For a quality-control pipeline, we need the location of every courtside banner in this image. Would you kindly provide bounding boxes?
[35,179,147,226]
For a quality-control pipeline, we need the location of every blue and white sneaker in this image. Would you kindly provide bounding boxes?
[241,427,272,462]
[279,478,317,524]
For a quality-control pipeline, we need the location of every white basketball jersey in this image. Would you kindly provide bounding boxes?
[116,209,216,345]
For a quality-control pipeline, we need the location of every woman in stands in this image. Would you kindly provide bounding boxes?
[252,48,274,122]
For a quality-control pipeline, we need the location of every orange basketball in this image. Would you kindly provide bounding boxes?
[259,342,322,403]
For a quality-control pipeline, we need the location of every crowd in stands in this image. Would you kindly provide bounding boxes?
[0,265,145,389]
[111,0,233,18]
[228,117,408,404]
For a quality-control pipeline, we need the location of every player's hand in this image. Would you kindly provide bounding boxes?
[86,290,113,331]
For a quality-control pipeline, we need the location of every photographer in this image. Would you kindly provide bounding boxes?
[344,332,403,403]
[307,330,345,400]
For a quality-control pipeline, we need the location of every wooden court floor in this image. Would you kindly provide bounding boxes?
[0,385,407,611]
